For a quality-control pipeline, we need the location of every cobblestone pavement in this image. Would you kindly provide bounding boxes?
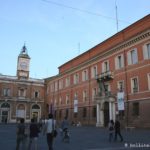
[0,124,150,150]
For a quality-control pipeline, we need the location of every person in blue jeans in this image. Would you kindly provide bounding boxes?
[28,118,39,150]
[43,113,56,150]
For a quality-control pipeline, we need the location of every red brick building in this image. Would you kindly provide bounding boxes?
[46,15,150,128]
[0,45,45,123]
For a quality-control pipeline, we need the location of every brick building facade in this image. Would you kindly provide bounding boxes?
[46,15,150,128]
[0,45,45,123]
[0,15,150,127]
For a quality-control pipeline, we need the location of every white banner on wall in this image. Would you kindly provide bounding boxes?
[16,110,25,118]
[117,92,125,111]
[74,99,78,113]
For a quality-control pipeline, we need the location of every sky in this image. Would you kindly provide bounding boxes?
[0,0,149,79]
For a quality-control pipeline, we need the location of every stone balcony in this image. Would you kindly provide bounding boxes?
[96,71,114,81]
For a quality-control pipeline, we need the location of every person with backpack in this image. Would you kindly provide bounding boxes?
[108,120,114,142]
[43,113,57,150]
[16,118,26,150]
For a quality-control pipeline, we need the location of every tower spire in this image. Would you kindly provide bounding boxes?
[19,43,30,59]
[21,43,28,54]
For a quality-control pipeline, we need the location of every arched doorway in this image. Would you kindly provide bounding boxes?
[1,103,10,123]
[104,102,109,127]
[31,104,40,122]
[16,104,25,121]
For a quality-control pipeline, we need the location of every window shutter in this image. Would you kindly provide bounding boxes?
[143,44,148,60]
[134,48,138,63]
[148,74,150,90]
[115,56,118,69]
[91,67,94,78]
[82,71,84,81]
[107,61,110,71]
[74,75,76,84]
[86,69,88,80]
[102,63,104,72]
[127,51,131,65]
[121,54,124,68]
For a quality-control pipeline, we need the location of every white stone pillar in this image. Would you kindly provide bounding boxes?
[112,102,116,121]
[109,102,112,120]
[100,109,104,126]
[96,103,100,127]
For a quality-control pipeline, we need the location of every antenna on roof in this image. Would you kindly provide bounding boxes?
[115,0,119,32]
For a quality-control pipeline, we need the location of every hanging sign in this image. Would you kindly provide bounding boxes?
[74,99,78,113]
[117,92,125,110]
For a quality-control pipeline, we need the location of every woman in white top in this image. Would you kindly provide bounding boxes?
[44,113,56,150]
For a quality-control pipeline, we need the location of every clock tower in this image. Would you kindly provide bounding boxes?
[17,44,30,79]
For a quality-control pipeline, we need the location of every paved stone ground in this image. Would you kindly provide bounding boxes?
[0,124,150,150]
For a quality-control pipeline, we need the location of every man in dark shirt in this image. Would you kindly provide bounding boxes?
[16,118,26,150]
[114,119,123,142]
[28,118,39,150]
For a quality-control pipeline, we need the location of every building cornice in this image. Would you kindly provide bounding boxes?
[58,29,150,77]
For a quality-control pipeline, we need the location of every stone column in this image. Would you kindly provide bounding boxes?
[112,102,116,121]
[100,108,104,127]
[96,103,100,127]
[109,102,112,120]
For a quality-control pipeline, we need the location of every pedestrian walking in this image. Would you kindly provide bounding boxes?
[16,118,26,150]
[61,117,69,132]
[43,113,57,150]
[114,119,123,142]
[61,117,70,142]
[28,118,39,150]
[108,120,114,142]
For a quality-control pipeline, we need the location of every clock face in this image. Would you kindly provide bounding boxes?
[20,62,27,70]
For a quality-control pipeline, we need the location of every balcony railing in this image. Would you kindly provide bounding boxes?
[94,91,113,99]
[133,87,138,93]
[96,71,114,81]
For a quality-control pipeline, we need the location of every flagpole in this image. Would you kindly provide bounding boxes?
[115,0,118,32]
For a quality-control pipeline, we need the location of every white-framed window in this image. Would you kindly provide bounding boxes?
[102,60,109,72]
[3,88,11,97]
[104,83,111,92]
[65,77,70,87]
[131,77,139,93]
[91,65,97,78]
[66,94,69,104]
[148,73,150,90]
[59,79,63,89]
[117,80,124,91]
[59,97,62,105]
[50,83,54,92]
[127,48,138,65]
[54,99,57,106]
[143,43,150,60]
[115,54,124,69]
[92,88,97,100]
[74,73,79,84]
[47,86,49,95]
[74,92,78,99]
[82,69,88,81]
[55,81,58,91]
[83,90,87,102]
[34,91,39,98]
[18,89,26,97]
